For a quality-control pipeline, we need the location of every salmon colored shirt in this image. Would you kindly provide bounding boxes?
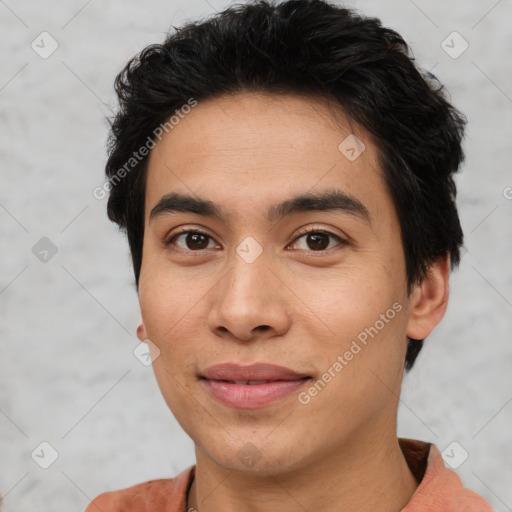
[85,438,493,511]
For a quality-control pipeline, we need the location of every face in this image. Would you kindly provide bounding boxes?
[137,91,417,475]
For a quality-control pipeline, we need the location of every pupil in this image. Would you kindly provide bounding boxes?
[188,233,208,250]
[308,233,328,250]
[184,232,329,250]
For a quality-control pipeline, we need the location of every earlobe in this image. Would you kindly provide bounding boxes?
[406,255,451,341]
[137,322,148,342]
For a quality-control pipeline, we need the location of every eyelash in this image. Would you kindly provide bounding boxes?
[164,227,348,254]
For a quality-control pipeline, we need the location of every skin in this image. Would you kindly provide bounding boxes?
[135,91,450,512]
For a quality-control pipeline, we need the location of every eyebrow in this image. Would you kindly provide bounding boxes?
[149,189,371,225]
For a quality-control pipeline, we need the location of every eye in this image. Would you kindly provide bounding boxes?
[165,230,219,251]
[164,227,348,253]
[289,228,347,252]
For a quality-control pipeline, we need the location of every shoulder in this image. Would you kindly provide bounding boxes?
[401,440,493,511]
[84,479,175,511]
[427,444,493,511]
[84,466,195,512]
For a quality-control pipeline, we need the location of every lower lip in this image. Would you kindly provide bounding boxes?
[201,378,310,409]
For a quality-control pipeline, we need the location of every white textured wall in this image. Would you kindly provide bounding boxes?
[0,0,510,510]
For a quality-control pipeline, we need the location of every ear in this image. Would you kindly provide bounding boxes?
[406,254,451,340]
[137,322,148,342]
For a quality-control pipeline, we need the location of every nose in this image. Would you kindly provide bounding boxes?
[207,254,292,343]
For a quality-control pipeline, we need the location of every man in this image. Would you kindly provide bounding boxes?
[86,0,493,510]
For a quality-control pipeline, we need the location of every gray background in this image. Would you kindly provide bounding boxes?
[0,0,511,510]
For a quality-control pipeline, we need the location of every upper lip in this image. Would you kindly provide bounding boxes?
[200,363,310,381]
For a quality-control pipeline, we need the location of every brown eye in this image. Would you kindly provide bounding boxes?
[166,230,217,251]
[305,232,330,250]
[290,229,346,252]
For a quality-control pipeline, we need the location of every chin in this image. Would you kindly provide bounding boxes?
[197,435,309,477]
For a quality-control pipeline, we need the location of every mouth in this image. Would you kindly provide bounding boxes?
[200,377,311,384]
[198,362,313,409]
[199,362,311,382]
[199,377,312,409]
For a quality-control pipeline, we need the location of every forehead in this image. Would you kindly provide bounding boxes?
[144,91,388,223]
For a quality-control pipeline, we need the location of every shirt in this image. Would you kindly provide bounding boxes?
[85,437,493,511]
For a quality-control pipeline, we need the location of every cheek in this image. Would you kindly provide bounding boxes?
[301,262,398,336]
[300,264,408,387]
[138,271,202,418]
[138,265,195,342]
[303,303,407,440]
[137,268,208,389]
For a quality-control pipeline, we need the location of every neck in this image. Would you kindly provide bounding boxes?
[187,429,419,512]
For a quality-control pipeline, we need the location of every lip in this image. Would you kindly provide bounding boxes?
[201,378,311,409]
[200,362,310,381]
[199,362,311,409]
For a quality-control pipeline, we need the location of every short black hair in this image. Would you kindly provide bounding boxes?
[104,0,466,372]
